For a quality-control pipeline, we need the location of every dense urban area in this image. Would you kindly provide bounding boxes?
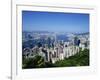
[22,31,89,69]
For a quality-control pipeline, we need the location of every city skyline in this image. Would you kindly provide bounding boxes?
[22,11,89,33]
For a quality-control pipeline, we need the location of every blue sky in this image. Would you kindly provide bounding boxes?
[22,11,89,33]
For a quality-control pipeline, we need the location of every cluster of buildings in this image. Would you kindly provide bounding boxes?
[23,34,89,64]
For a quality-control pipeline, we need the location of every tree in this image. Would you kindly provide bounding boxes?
[22,55,45,69]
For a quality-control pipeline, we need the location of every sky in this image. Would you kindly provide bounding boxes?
[22,11,89,33]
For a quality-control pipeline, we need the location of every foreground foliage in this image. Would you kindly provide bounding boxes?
[22,49,89,69]
[54,49,89,67]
